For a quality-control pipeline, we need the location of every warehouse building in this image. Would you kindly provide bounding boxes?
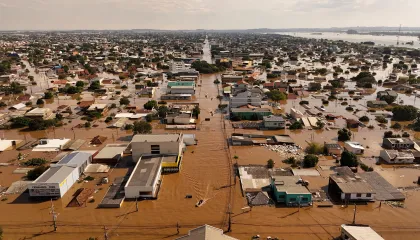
[125,155,162,199]
[131,134,184,163]
[28,152,92,198]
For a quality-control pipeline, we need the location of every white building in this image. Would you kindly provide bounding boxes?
[169,61,188,72]
[344,142,365,155]
[341,224,384,240]
[230,90,262,108]
[0,139,21,152]
[176,225,238,240]
[380,150,415,164]
[25,107,53,120]
[33,139,71,152]
[131,134,184,163]
[28,152,92,198]
[290,108,303,119]
[124,155,162,199]
[166,113,193,125]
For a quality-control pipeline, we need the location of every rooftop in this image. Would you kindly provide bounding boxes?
[94,144,128,159]
[345,141,365,149]
[384,138,414,144]
[330,167,374,194]
[132,134,182,143]
[25,107,51,115]
[167,81,195,87]
[34,165,76,184]
[231,108,271,113]
[126,155,162,187]
[383,149,414,158]
[56,152,92,167]
[325,143,342,150]
[341,225,384,240]
[176,225,238,240]
[272,175,311,194]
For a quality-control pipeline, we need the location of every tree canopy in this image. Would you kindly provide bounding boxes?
[144,100,157,110]
[338,128,352,141]
[303,154,319,168]
[133,121,152,134]
[340,151,358,167]
[392,105,418,121]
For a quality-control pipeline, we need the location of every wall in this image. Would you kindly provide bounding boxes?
[285,193,312,206]
[132,140,183,163]
[264,121,285,129]
[169,88,195,95]
[28,183,61,197]
[340,192,375,201]
[125,166,161,198]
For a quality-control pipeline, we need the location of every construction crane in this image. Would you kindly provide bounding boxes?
[397,24,402,45]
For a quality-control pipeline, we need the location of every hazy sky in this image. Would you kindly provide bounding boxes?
[0,0,419,30]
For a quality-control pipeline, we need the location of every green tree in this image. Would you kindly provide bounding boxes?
[27,166,49,180]
[338,128,352,141]
[306,142,324,154]
[392,105,418,121]
[359,116,369,122]
[84,122,91,128]
[10,117,31,128]
[267,90,287,102]
[380,95,397,104]
[88,81,101,91]
[44,91,53,99]
[316,120,325,129]
[192,105,200,118]
[340,151,359,167]
[145,114,153,122]
[303,154,319,168]
[119,97,130,105]
[133,121,152,134]
[157,106,168,118]
[144,100,158,110]
[76,81,85,87]
[23,158,47,166]
[267,159,274,168]
[36,99,44,105]
[289,121,303,130]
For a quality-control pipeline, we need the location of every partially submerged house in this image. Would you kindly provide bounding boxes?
[271,175,312,206]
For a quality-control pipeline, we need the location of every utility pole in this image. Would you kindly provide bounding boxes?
[50,199,58,231]
[135,198,139,212]
[103,226,109,240]
[227,204,232,232]
[352,203,357,225]
[176,222,180,235]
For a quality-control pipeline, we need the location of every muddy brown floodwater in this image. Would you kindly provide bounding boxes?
[1,73,420,240]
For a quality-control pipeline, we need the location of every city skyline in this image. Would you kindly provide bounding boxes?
[0,0,419,30]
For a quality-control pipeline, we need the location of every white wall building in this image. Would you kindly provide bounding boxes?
[169,61,188,72]
[344,142,365,154]
[33,139,71,152]
[341,224,384,240]
[124,155,162,199]
[380,150,415,164]
[28,152,92,198]
[131,134,184,163]
[290,108,303,119]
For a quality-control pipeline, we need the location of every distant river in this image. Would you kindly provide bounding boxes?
[278,32,420,49]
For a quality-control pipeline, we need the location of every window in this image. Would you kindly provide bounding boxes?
[366,193,372,197]
[302,197,308,201]
[278,195,285,199]
[356,193,362,197]
[151,145,160,154]
[289,198,296,202]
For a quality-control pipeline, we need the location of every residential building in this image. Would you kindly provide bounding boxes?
[166,113,194,125]
[340,225,384,240]
[263,115,285,129]
[367,100,388,108]
[25,107,53,120]
[379,150,415,164]
[33,139,71,152]
[176,225,238,240]
[221,74,244,83]
[328,167,375,202]
[131,134,184,172]
[169,60,188,72]
[161,94,192,100]
[382,138,415,150]
[376,90,398,99]
[167,81,196,95]
[230,108,272,120]
[344,142,365,154]
[124,155,162,199]
[271,175,312,206]
[87,104,109,115]
[230,90,262,108]
[346,119,360,129]
[28,152,92,198]
[325,143,344,155]
[392,84,414,92]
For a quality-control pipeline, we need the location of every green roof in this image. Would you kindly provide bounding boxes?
[168,81,195,87]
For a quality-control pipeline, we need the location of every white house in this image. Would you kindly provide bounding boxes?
[263,115,285,129]
[344,142,365,154]
[33,139,71,152]
[290,108,303,119]
[329,167,375,202]
[380,149,415,164]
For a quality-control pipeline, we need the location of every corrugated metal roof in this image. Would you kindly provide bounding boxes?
[34,166,76,184]
[341,225,384,240]
[57,152,91,167]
